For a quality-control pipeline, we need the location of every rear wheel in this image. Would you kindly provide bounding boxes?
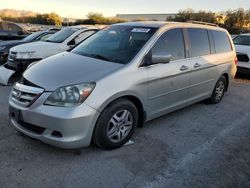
[93,99,138,150]
[208,76,227,104]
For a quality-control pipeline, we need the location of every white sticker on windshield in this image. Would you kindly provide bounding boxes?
[131,28,151,33]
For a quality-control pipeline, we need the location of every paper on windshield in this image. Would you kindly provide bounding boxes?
[131,28,151,33]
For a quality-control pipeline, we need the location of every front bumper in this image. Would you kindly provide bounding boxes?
[237,61,250,73]
[9,92,100,149]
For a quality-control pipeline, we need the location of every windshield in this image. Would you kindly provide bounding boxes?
[233,35,250,46]
[22,31,44,42]
[72,26,157,64]
[45,28,79,43]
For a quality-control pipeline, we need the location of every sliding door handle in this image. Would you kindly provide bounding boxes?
[180,65,189,71]
[194,63,201,68]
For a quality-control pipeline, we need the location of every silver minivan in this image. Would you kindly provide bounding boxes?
[9,21,237,149]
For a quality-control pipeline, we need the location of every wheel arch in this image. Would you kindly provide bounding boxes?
[97,93,146,128]
[222,73,229,91]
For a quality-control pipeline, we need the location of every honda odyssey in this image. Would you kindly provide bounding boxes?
[9,21,237,150]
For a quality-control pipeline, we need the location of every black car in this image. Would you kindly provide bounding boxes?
[0,21,29,41]
[0,30,58,65]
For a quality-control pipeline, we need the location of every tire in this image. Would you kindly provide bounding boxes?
[207,76,227,104]
[93,99,138,150]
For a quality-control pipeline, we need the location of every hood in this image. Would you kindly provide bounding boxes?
[0,40,26,51]
[23,52,124,91]
[10,41,66,59]
[0,40,25,47]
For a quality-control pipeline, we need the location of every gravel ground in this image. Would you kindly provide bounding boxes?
[0,74,249,188]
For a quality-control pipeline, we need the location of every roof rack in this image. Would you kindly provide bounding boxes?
[186,20,219,27]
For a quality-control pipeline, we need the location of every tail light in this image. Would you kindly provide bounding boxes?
[234,56,238,65]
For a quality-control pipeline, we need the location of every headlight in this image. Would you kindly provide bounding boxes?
[16,52,35,59]
[44,82,96,107]
[0,46,6,51]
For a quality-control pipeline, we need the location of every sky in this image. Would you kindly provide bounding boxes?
[0,0,250,18]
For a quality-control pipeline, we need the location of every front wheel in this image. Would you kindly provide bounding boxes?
[93,99,138,150]
[207,76,227,104]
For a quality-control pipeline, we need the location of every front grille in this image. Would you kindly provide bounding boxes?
[11,83,44,107]
[237,53,249,62]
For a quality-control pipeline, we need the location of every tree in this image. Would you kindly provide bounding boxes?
[168,9,216,23]
[0,12,62,26]
[46,12,62,26]
[224,9,250,33]
[168,8,250,34]
[74,12,125,25]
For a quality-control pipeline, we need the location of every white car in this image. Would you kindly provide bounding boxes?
[5,25,98,72]
[233,34,250,73]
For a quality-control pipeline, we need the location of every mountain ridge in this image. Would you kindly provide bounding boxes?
[0,9,37,17]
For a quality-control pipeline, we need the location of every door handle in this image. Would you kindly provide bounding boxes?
[194,63,201,68]
[180,65,189,71]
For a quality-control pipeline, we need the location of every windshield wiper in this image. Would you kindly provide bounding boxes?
[45,39,60,43]
[87,54,111,61]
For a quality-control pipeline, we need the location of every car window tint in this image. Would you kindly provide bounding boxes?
[74,30,96,45]
[2,23,21,33]
[233,35,250,46]
[187,28,210,57]
[212,30,232,53]
[72,26,157,64]
[151,28,185,61]
[45,28,79,43]
[38,33,54,41]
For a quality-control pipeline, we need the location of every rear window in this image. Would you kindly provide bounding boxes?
[212,30,232,53]
[233,35,250,46]
[0,22,22,33]
[187,28,210,57]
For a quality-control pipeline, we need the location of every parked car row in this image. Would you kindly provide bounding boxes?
[6,21,237,150]
[0,25,99,85]
[0,29,58,65]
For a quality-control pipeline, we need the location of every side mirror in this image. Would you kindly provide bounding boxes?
[67,39,76,47]
[152,54,172,64]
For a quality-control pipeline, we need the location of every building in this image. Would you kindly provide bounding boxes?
[116,13,176,21]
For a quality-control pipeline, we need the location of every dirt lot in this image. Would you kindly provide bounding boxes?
[0,74,249,188]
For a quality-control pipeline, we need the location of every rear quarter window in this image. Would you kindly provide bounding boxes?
[212,30,232,53]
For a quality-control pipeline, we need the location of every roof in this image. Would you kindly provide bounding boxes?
[114,21,169,28]
[69,25,97,29]
[239,33,250,36]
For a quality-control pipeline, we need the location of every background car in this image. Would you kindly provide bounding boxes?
[0,21,28,41]
[0,29,59,65]
[233,34,250,73]
[4,26,98,72]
